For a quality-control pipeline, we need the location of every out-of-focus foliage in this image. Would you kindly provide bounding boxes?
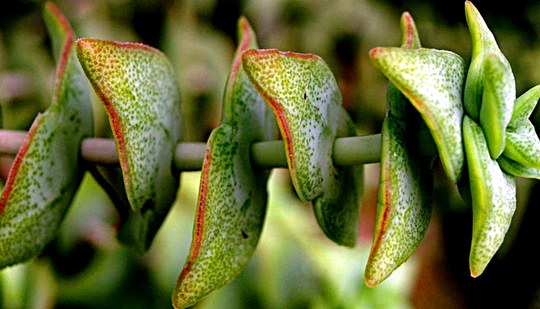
[1,0,540,308]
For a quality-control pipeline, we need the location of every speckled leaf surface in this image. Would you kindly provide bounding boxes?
[173,18,278,309]
[0,3,93,267]
[77,38,182,251]
[243,49,362,247]
[365,13,433,287]
[508,85,540,128]
[497,155,540,180]
[500,85,540,170]
[464,0,515,124]
[462,116,516,277]
[480,53,515,159]
[369,47,465,183]
[503,122,540,169]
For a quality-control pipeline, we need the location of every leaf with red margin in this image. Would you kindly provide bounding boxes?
[173,17,278,309]
[243,49,363,247]
[369,46,465,183]
[365,12,434,287]
[76,38,182,252]
[0,2,93,268]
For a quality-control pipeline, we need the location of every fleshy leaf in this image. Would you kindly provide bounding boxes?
[369,47,465,183]
[365,12,434,287]
[464,0,515,123]
[480,53,515,159]
[508,84,540,129]
[498,155,540,180]
[173,18,278,309]
[462,116,516,277]
[0,2,93,267]
[503,121,540,169]
[76,38,182,251]
[243,49,363,247]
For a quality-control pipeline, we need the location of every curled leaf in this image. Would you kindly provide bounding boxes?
[173,18,278,308]
[369,47,465,183]
[462,116,516,277]
[497,155,540,180]
[0,2,93,267]
[77,38,182,251]
[365,12,434,287]
[503,122,540,169]
[243,49,362,247]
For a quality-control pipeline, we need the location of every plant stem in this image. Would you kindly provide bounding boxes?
[0,129,436,171]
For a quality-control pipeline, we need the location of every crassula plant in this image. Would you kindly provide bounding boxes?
[1,1,539,308]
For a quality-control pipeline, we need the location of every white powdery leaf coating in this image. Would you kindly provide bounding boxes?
[463,116,517,277]
[77,39,182,212]
[370,47,465,183]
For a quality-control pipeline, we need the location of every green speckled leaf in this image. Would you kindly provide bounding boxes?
[173,18,278,309]
[369,47,465,183]
[498,155,540,180]
[508,85,540,130]
[503,121,540,169]
[365,13,433,287]
[0,3,93,268]
[499,85,540,172]
[509,85,540,128]
[480,53,515,159]
[76,38,182,251]
[464,0,515,123]
[462,115,516,277]
[243,49,362,247]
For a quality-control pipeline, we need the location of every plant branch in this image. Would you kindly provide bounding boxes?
[0,129,436,171]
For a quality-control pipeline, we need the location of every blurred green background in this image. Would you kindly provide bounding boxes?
[1,0,540,308]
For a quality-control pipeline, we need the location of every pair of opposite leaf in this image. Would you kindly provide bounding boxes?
[368,0,540,283]
[462,0,540,276]
[0,2,182,268]
[173,17,363,309]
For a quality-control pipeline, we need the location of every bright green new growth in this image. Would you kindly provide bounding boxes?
[501,85,540,170]
[243,49,362,247]
[173,18,278,309]
[462,116,516,277]
[365,12,434,287]
[76,38,182,251]
[480,54,515,158]
[0,2,93,267]
[464,1,515,159]
[369,47,465,183]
